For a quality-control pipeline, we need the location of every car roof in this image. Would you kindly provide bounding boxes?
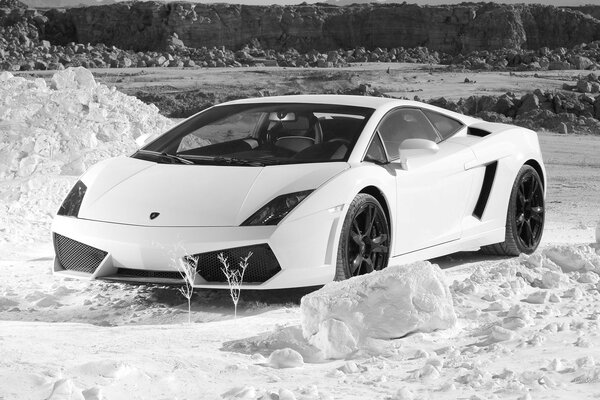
[221,94,480,125]
[224,94,417,110]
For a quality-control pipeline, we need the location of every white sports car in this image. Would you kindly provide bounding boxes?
[52,95,546,289]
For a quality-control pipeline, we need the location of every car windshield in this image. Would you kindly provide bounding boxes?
[134,103,374,166]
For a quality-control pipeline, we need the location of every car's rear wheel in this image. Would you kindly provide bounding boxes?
[482,165,545,256]
[335,193,390,280]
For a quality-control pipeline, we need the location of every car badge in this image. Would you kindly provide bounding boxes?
[150,212,160,220]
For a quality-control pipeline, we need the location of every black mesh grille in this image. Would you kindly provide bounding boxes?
[191,244,281,283]
[53,233,107,274]
[117,268,182,280]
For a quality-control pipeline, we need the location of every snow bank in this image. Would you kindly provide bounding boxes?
[542,245,600,273]
[0,67,172,245]
[300,261,456,359]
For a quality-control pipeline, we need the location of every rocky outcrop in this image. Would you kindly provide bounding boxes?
[566,6,600,21]
[40,2,600,54]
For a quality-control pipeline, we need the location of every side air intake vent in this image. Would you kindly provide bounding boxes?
[473,161,498,219]
[468,127,492,137]
[53,233,107,274]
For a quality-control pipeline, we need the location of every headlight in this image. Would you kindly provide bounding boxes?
[242,190,313,226]
[57,180,87,217]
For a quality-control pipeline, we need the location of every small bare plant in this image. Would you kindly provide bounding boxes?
[218,252,252,319]
[176,255,199,324]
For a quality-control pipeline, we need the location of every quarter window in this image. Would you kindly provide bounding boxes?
[377,108,440,160]
[364,133,387,164]
[422,109,464,141]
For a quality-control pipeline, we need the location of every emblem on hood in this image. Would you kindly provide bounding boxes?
[149,212,160,220]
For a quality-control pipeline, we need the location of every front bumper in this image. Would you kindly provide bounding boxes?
[51,210,341,289]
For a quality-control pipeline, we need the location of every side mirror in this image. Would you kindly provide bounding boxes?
[399,138,439,154]
[397,138,439,170]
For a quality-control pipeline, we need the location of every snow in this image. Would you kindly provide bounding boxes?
[1,68,600,399]
[300,261,456,359]
[0,67,172,249]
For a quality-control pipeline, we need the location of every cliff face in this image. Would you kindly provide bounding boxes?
[41,2,600,54]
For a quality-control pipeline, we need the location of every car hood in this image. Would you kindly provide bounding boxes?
[77,156,348,227]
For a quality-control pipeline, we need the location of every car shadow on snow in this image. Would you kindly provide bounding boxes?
[431,251,512,270]
[132,283,322,322]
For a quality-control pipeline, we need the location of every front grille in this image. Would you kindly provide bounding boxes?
[191,244,281,283]
[117,268,182,280]
[53,233,107,274]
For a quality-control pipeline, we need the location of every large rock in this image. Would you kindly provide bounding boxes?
[50,66,97,90]
[300,262,456,359]
[517,93,541,116]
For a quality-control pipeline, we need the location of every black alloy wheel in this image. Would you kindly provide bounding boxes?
[482,165,545,256]
[514,169,545,250]
[335,193,390,280]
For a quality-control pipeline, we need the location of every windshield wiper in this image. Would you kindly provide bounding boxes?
[182,155,268,167]
[158,152,194,165]
[134,150,195,165]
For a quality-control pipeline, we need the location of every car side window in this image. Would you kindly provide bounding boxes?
[377,108,440,160]
[364,133,387,164]
[422,109,464,141]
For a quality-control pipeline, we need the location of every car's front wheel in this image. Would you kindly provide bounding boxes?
[483,165,545,256]
[335,193,390,280]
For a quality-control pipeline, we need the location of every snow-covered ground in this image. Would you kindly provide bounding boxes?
[1,69,600,400]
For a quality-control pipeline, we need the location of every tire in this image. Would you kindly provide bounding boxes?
[482,165,545,256]
[334,193,391,280]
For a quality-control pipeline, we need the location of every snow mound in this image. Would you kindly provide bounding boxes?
[76,360,136,379]
[0,67,172,245]
[267,348,304,369]
[300,261,456,359]
[542,245,600,273]
[47,379,84,400]
[0,67,170,180]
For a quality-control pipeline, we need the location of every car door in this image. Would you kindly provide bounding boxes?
[375,107,478,256]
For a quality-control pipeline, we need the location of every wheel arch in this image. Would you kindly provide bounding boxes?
[524,159,545,189]
[358,185,392,236]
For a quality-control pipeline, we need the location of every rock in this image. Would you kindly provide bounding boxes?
[47,379,84,400]
[494,94,515,116]
[562,287,583,299]
[523,290,549,304]
[309,318,358,359]
[577,79,593,93]
[50,67,97,91]
[543,245,600,273]
[570,55,594,70]
[559,122,568,134]
[393,388,415,400]
[301,262,456,359]
[81,387,103,400]
[489,325,516,342]
[326,50,338,63]
[549,61,572,70]
[541,270,567,289]
[577,271,599,284]
[267,348,304,369]
[167,34,185,50]
[517,93,540,116]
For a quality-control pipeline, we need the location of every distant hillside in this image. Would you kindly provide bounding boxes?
[19,0,600,7]
[21,0,116,7]
[325,0,598,6]
[38,2,600,54]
